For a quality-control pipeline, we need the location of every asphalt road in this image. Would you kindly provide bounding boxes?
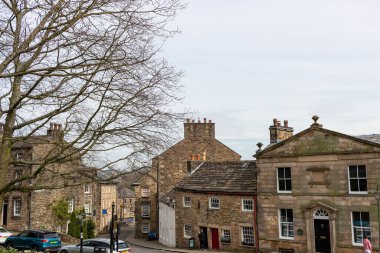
[130,245,165,253]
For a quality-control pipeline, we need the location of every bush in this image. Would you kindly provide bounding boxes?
[67,209,95,239]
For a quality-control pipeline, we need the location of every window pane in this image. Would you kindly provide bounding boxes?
[278,168,284,179]
[349,166,357,177]
[279,180,285,191]
[284,168,291,178]
[359,179,367,192]
[358,166,366,177]
[350,179,358,191]
[286,180,292,191]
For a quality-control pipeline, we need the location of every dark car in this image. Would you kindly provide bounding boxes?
[5,229,61,252]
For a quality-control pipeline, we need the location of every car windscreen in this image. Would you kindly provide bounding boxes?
[43,233,59,238]
[0,228,8,233]
[117,242,128,249]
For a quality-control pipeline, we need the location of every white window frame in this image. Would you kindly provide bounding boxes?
[348,165,368,194]
[277,167,292,193]
[242,199,253,212]
[141,188,150,197]
[13,199,21,216]
[68,198,74,213]
[184,224,192,238]
[351,211,371,246]
[142,222,150,233]
[84,184,91,194]
[16,152,23,160]
[141,203,150,217]
[241,226,254,246]
[15,171,21,186]
[278,209,294,240]
[84,200,92,214]
[209,197,220,209]
[183,196,191,207]
[221,229,231,243]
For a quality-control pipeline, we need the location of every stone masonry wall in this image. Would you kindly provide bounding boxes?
[175,191,255,251]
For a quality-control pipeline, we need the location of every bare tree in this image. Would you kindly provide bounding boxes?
[0,0,186,197]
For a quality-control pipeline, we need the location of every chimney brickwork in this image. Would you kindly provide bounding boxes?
[269,118,294,144]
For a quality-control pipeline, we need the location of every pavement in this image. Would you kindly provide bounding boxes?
[98,223,233,253]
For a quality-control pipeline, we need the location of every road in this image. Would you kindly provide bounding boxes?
[130,245,167,252]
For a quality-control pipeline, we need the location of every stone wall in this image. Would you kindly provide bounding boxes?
[175,190,255,251]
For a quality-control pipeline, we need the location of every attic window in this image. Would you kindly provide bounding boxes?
[16,152,23,160]
[241,162,249,170]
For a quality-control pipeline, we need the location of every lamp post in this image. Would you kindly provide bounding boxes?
[375,185,380,252]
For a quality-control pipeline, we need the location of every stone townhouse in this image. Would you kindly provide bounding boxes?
[174,160,257,252]
[1,123,116,234]
[117,187,135,224]
[134,118,241,238]
[256,116,380,253]
[82,180,117,234]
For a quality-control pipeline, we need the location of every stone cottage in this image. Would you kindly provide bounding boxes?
[174,160,257,251]
[256,116,380,253]
[134,118,241,238]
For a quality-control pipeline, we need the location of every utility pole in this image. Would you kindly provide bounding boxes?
[110,202,115,253]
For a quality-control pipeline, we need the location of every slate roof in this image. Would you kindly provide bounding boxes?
[357,134,380,144]
[175,160,256,194]
[118,188,135,198]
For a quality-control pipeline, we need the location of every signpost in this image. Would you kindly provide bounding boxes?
[76,214,84,253]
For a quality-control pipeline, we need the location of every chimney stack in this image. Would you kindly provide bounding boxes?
[47,122,64,140]
[269,118,293,144]
[184,117,215,140]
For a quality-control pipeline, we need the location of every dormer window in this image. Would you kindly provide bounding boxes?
[16,152,23,160]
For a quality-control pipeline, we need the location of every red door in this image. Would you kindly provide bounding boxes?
[211,228,219,249]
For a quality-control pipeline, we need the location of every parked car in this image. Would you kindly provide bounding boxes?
[0,227,12,244]
[59,238,131,253]
[5,229,61,252]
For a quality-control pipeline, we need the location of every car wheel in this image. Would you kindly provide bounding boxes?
[30,245,40,252]
[60,250,68,253]
[5,241,13,249]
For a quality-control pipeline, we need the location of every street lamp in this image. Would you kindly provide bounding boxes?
[375,185,380,252]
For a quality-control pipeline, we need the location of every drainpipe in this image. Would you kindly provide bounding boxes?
[254,194,259,253]
[156,158,160,238]
[28,192,32,229]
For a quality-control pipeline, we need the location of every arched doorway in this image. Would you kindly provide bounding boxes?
[313,209,331,253]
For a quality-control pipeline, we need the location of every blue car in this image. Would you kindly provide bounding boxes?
[5,229,61,252]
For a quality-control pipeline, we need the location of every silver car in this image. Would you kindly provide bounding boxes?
[59,238,131,253]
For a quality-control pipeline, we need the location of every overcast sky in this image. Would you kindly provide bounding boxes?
[162,0,380,159]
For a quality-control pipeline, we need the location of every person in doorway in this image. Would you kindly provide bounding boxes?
[198,231,206,250]
[363,234,372,253]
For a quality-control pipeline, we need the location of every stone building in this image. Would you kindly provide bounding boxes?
[256,117,380,253]
[134,118,241,238]
[117,188,135,224]
[174,160,257,251]
[0,123,116,234]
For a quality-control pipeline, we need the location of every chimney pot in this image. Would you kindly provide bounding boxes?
[186,118,190,123]
[58,124,62,130]
[196,154,200,160]
[284,120,288,128]
[50,123,53,129]
[198,118,201,123]
[192,119,195,123]
[204,118,206,123]
[273,118,278,125]
[277,121,281,127]
[54,123,58,130]
[209,120,212,123]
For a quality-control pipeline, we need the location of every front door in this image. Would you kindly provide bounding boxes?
[210,228,219,250]
[314,219,331,253]
[2,200,8,225]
